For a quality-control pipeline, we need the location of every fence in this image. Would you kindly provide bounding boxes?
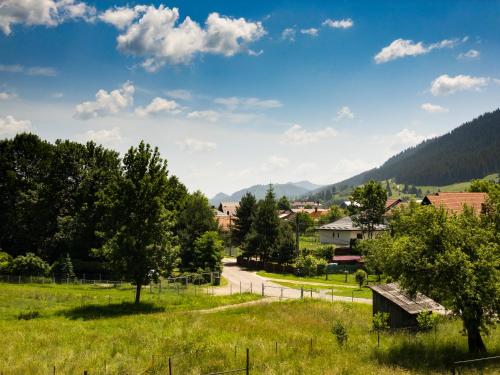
[450,355,500,374]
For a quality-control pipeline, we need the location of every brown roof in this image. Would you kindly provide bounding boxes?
[218,202,239,216]
[385,198,402,210]
[369,283,445,315]
[422,192,487,214]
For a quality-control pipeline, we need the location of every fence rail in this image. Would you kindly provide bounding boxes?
[451,355,500,374]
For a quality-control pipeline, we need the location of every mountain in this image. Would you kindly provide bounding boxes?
[210,181,323,206]
[306,108,500,202]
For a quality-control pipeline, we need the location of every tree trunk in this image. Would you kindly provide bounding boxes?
[465,321,487,354]
[135,282,142,304]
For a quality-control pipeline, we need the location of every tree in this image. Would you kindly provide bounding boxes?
[348,180,387,238]
[277,195,291,211]
[232,192,257,246]
[382,204,499,353]
[354,269,367,288]
[0,251,12,273]
[61,253,75,280]
[192,231,224,273]
[357,234,393,281]
[177,191,219,271]
[317,205,346,225]
[292,212,314,235]
[274,221,296,265]
[10,253,50,276]
[97,142,176,304]
[416,310,438,331]
[245,186,280,262]
[331,321,348,346]
[372,312,390,348]
[385,180,392,197]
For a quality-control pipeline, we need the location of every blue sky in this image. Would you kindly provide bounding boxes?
[1,0,500,196]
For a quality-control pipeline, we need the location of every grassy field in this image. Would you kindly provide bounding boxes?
[257,270,381,286]
[272,280,372,299]
[299,235,324,251]
[1,283,499,374]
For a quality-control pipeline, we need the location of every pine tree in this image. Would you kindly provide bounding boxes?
[62,253,75,280]
[232,192,257,246]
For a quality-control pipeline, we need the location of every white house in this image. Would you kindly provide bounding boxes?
[317,216,387,246]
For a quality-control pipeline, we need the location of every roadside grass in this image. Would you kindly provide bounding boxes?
[257,270,380,286]
[272,280,372,299]
[299,235,324,250]
[1,286,499,375]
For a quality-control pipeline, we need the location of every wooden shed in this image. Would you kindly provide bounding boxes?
[369,283,446,329]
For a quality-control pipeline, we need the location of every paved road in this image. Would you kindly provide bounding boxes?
[216,259,371,305]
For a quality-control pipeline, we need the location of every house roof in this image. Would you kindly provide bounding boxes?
[333,255,362,262]
[318,216,387,231]
[369,283,446,315]
[385,198,402,211]
[421,192,487,214]
[218,202,239,216]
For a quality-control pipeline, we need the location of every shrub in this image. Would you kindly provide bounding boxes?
[354,269,367,288]
[0,251,13,273]
[295,255,319,276]
[331,321,348,346]
[316,245,335,261]
[417,310,439,331]
[316,259,328,275]
[10,253,50,276]
[17,310,41,320]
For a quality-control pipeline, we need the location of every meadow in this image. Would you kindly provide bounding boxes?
[0,283,499,374]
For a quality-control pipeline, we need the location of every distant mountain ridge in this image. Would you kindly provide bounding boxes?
[210,181,323,206]
[306,108,500,202]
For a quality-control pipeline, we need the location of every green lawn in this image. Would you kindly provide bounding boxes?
[299,235,324,250]
[257,270,381,286]
[271,280,373,299]
[1,283,499,374]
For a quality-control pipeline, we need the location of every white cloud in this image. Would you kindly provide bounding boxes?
[374,38,461,64]
[51,92,64,99]
[177,138,217,153]
[74,81,135,120]
[0,92,17,100]
[281,27,296,42]
[334,106,354,121]
[165,89,192,100]
[261,156,290,172]
[78,127,122,146]
[458,49,480,59]
[430,74,489,96]
[0,115,32,137]
[0,64,58,76]
[112,5,265,71]
[394,128,432,149]
[135,97,181,116]
[214,96,282,110]
[322,18,353,29]
[281,124,337,145]
[187,110,219,122]
[0,0,96,35]
[99,5,146,30]
[300,28,318,37]
[421,103,449,114]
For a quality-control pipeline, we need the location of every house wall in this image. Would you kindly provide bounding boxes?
[372,293,417,329]
[319,229,385,245]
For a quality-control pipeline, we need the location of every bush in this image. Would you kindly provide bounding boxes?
[295,254,319,276]
[17,310,41,320]
[331,321,348,346]
[10,253,50,276]
[316,259,328,275]
[355,269,367,288]
[0,251,13,273]
[417,310,438,331]
[316,245,335,261]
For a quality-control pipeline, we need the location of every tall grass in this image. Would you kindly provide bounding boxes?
[0,284,498,374]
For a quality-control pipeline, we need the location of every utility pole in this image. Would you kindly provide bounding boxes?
[295,212,300,257]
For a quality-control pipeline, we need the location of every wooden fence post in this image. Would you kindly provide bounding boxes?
[168,357,172,375]
[83,371,88,375]
[261,283,264,296]
[246,348,250,375]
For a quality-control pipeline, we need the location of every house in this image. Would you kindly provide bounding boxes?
[291,201,320,209]
[214,209,232,231]
[218,202,239,216]
[421,192,487,214]
[369,283,446,329]
[317,216,387,245]
[385,198,402,212]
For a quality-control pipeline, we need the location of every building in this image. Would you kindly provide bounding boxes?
[218,202,239,216]
[369,283,446,329]
[214,209,232,231]
[421,192,487,214]
[317,216,387,245]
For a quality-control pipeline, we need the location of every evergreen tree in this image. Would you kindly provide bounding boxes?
[232,192,257,246]
[61,253,75,280]
[277,195,291,211]
[274,221,296,265]
[385,180,392,197]
[193,231,224,272]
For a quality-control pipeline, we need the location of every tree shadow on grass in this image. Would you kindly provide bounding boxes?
[60,302,165,320]
[373,340,500,373]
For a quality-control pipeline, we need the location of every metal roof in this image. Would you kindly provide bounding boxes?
[369,283,446,315]
[318,216,387,231]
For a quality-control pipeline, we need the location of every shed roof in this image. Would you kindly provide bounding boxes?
[421,192,487,214]
[369,283,445,315]
[318,216,387,231]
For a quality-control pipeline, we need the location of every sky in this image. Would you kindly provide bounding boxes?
[1,0,500,197]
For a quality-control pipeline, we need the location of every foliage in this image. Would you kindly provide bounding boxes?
[417,310,439,331]
[244,186,280,261]
[380,204,500,353]
[291,212,315,235]
[348,180,387,238]
[192,231,224,273]
[277,195,291,211]
[274,221,296,265]
[10,253,50,276]
[373,312,390,331]
[232,192,257,246]
[17,310,41,320]
[61,253,75,280]
[331,321,348,346]
[315,245,335,261]
[96,142,177,304]
[0,251,12,273]
[295,254,320,276]
[318,204,346,225]
[354,269,367,288]
[357,234,392,281]
[177,191,219,272]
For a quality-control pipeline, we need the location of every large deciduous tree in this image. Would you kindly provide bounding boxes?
[97,142,176,304]
[348,180,387,238]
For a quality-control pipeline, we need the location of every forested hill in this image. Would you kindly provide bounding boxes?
[307,108,500,201]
